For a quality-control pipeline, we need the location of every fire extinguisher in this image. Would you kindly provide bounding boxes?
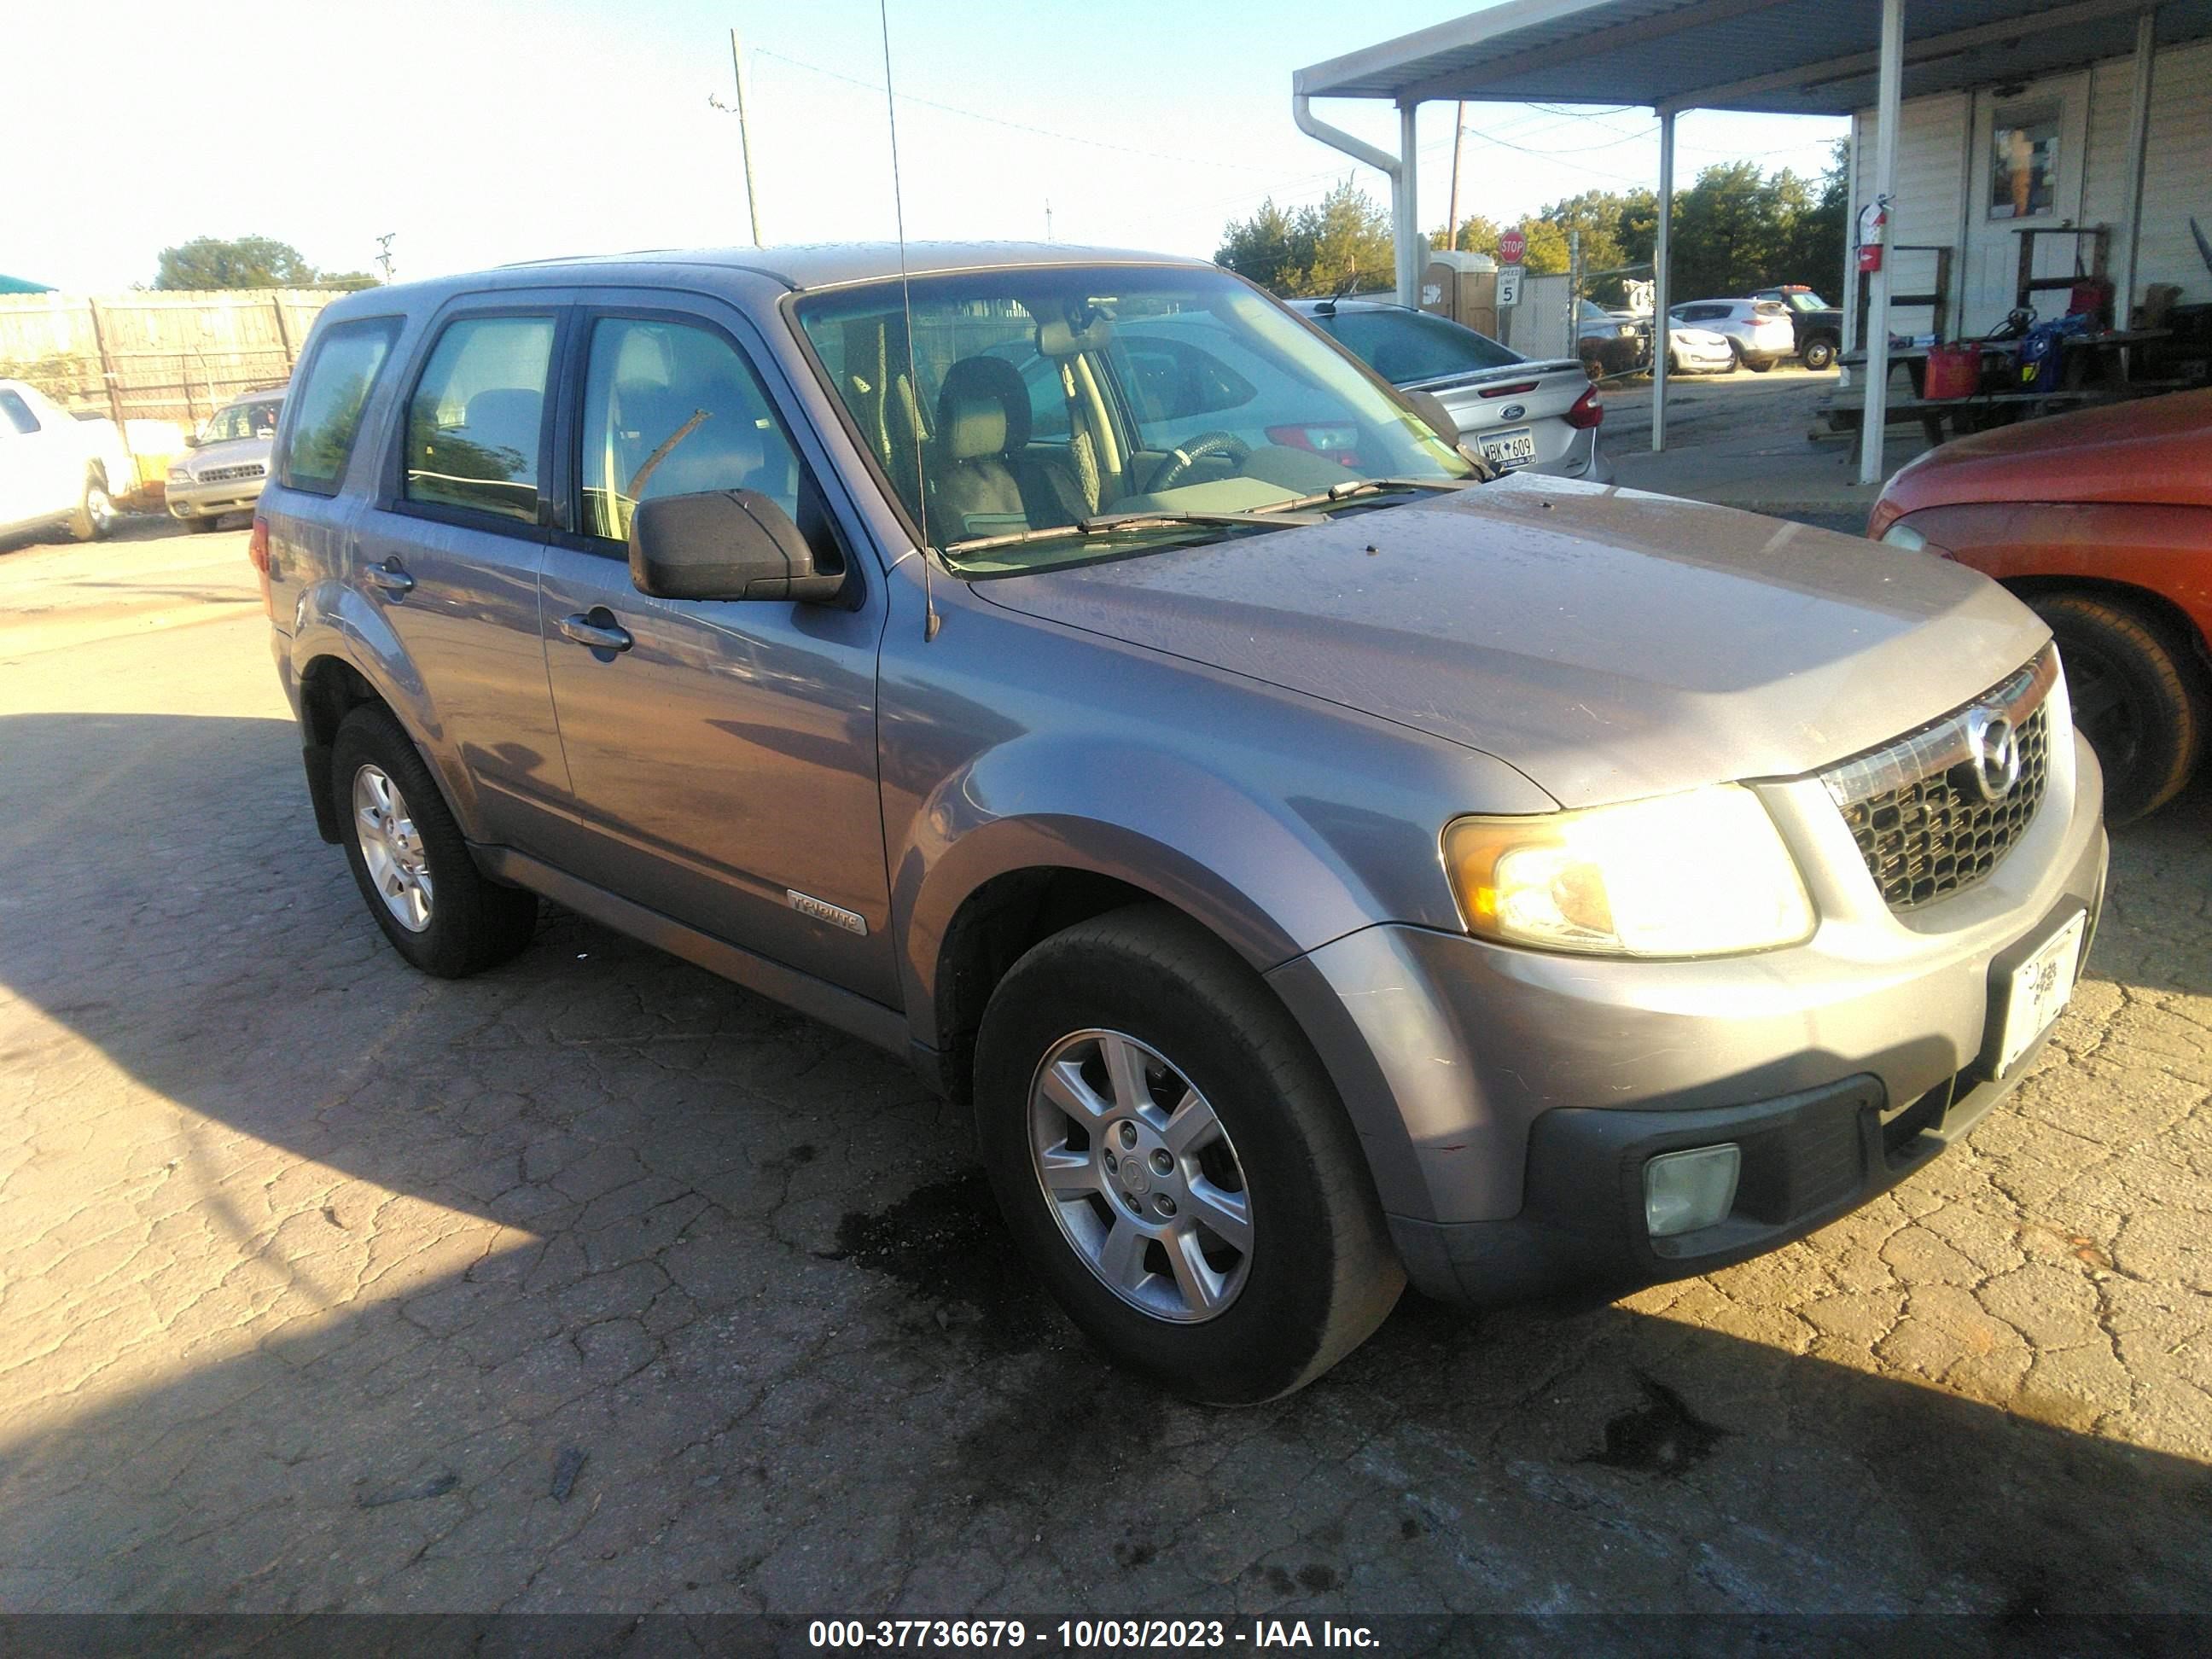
[1856,198,1889,274]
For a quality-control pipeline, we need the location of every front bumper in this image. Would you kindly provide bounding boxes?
[1268,721,2108,1306]
[167,476,267,518]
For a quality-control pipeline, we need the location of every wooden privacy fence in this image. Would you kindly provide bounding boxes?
[0,288,352,427]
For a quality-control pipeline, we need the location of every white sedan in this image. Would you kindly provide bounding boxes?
[1667,324,1738,375]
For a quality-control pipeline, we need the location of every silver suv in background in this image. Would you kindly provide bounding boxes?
[167,387,283,530]
[1291,298,1610,482]
[259,244,2106,1403]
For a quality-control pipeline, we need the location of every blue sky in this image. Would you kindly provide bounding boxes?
[11,0,1845,290]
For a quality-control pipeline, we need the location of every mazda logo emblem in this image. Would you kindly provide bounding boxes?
[1499,405,1526,421]
[1964,705,2023,800]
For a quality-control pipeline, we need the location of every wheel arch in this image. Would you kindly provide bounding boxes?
[2002,573,2212,681]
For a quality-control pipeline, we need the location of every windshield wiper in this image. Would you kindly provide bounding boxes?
[1260,475,1481,515]
[945,506,1320,556]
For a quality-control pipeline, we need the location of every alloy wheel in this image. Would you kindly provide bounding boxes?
[352,764,434,932]
[1027,1028,1253,1323]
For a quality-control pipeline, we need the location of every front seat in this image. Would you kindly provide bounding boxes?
[930,356,1084,543]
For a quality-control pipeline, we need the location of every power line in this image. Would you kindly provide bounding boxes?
[753,47,1279,173]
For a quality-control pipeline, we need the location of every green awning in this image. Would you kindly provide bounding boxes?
[0,274,55,294]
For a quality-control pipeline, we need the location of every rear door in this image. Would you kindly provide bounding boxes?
[352,295,575,846]
[533,295,896,1004]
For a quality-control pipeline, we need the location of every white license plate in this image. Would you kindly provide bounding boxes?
[1479,426,1537,468]
[1994,912,2087,1076]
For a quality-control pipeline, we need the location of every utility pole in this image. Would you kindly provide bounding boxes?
[375,233,396,282]
[1045,201,1053,242]
[1445,101,1466,253]
[707,30,765,246]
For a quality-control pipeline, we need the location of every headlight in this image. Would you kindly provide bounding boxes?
[167,466,191,482]
[1879,521,1927,552]
[1442,784,1814,958]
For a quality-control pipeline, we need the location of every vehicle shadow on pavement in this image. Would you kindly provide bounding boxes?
[3,710,2209,1616]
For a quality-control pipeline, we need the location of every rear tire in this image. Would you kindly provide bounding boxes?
[69,474,115,541]
[2034,593,2205,824]
[330,704,540,976]
[1746,357,1774,373]
[1802,336,1837,371]
[974,904,1404,1404]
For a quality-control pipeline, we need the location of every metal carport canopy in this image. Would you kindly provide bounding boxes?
[1292,0,2212,478]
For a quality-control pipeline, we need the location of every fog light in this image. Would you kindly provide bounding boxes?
[1644,1144,1741,1238]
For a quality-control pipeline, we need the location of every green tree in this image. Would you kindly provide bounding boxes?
[154,236,381,291]
[1214,198,1301,294]
[1217,178,1395,298]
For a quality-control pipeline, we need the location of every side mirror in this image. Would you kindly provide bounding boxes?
[628,488,845,603]
[183,432,201,448]
[1404,387,1458,446]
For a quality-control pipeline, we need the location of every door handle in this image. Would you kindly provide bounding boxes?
[364,557,414,596]
[558,610,634,653]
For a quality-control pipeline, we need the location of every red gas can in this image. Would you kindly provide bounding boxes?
[1923,342,1981,400]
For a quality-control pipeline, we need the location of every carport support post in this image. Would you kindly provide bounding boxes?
[1652,109,1674,451]
[2115,8,2158,328]
[1394,102,1422,307]
[1859,0,1906,486]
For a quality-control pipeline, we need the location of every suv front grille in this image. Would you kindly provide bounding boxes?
[1819,647,2058,912]
[200,463,265,484]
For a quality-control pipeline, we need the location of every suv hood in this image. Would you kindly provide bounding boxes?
[183,434,272,474]
[971,476,2047,807]
[1879,387,2212,517]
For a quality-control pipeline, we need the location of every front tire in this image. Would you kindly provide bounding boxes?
[974,905,1403,1404]
[330,704,539,976]
[69,474,115,541]
[2034,594,2206,823]
[184,515,222,534]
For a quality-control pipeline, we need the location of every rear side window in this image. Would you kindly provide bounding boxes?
[2,388,44,434]
[1322,310,1520,382]
[281,317,399,494]
[404,315,556,524]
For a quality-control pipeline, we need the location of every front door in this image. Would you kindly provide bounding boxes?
[535,303,894,1004]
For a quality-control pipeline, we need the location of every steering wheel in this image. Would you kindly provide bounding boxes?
[1150,431,1252,492]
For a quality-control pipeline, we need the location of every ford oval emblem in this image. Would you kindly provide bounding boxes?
[1499,404,1526,421]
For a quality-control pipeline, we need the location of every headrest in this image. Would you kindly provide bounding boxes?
[463,387,542,449]
[936,356,1028,462]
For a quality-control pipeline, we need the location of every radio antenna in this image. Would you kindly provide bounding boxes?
[878,0,940,643]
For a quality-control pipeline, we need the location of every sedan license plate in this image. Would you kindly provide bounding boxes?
[1994,912,2087,1076]
[1479,426,1537,469]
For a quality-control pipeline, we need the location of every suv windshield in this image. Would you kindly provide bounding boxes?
[795,265,1470,574]
[201,398,282,445]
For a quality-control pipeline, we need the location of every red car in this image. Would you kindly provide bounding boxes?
[1870,389,2212,821]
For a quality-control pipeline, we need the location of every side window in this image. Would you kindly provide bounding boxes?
[404,315,556,524]
[578,317,803,544]
[1,390,44,434]
[281,317,400,494]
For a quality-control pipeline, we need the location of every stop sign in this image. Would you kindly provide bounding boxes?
[1499,229,1527,265]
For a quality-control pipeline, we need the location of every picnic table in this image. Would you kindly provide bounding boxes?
[1830,329,2174,442]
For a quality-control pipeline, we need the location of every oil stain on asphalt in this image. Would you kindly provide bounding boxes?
[830,1167,1059,1354]
[1582,1375,1729,1476]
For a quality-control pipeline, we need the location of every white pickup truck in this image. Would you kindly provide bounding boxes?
[0,378,136,543]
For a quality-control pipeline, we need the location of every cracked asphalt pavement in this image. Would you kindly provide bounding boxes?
[3,520,2209,1618]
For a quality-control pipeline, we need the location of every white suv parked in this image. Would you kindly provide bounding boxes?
[1668,298,1797,371]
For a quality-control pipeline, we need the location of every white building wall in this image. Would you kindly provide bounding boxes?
[1853,37,2212,339]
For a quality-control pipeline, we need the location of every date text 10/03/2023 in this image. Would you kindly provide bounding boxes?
[806,1619,1382,1650]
